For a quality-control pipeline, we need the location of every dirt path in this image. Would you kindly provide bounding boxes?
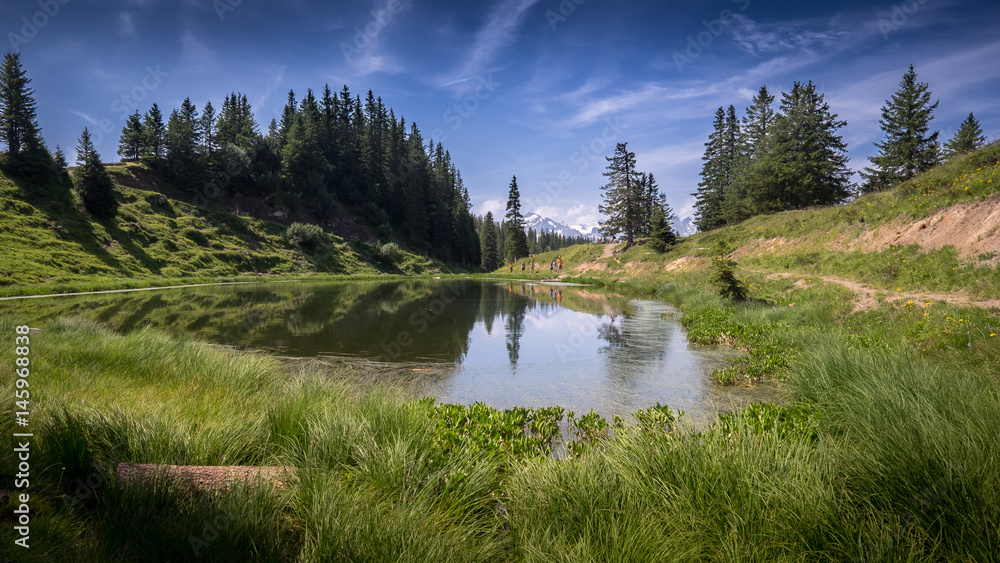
[762,271,1000,311]
[599,242,617,259]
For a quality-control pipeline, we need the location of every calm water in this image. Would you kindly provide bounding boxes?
[1,279,763,420]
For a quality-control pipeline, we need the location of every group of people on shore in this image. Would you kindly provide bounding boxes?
[508,256,562,274]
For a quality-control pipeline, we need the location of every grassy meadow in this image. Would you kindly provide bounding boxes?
[1,146,999,560]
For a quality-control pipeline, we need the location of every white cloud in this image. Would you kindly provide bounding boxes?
[349,53,401,75]
[535,205,564,219]
[730,14,854,56]
[118,12,136,38]
[477,198,505,217]
[675,196,697,221]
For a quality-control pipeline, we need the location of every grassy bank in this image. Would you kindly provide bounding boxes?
[0,163,462,292]
[3,267,998,561]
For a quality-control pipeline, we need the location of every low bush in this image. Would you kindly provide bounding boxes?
[286,222,325,247]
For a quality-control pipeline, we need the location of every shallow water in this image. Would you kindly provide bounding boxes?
[1,279,769,421]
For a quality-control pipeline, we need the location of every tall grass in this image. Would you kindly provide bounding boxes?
[3,294,999,560]
[794,339,1000,560]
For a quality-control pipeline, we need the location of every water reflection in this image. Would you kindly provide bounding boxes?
[0,280,763,419]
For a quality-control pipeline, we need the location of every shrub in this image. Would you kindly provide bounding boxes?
[286,222,325,247]
[710,241,749,301]
[377,241,400,260]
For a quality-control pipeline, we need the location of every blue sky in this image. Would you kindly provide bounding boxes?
[5,0,999,227]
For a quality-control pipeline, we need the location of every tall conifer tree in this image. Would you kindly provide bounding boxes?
[117,111,144,161]
[693,108,728,231]
[861,65,939,192]
[504,175,529,261]
[0,51,42,159]
[598,142,643,246]
[481,211,500,271]
[75,128,118,219]
[943,112,987,159]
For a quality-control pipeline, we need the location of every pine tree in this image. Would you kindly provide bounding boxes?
[117,111,144,161]
[217,93,257,149]
[647,200,677,253]
[142,103,165,159]
[504,175,529,261]
[282,114,333,213]
[481,211,500,271]
[693,108,728,231]
[201,100,217,164]
[164,99,206,188]
[278,89,297,149]
[741,85,775,158]
[943,112,987,159]
[599,142,643,245]
[719,104,747,225]
[0,51,43,160]
[51,144,70,184]
[861,65,939,192]
[75,128,118,219]
[743,81,851,212]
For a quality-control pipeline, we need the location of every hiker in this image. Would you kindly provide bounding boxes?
[530,261,535,272]
[509,263,514,273]
[521,261,526,272]
[557,257,563,271]
[549,260,555,272]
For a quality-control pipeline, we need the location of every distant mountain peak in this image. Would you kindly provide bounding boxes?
[523,212,601,240]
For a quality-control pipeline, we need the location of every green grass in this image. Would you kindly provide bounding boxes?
[1,144,999,560]
[0,162,462,292]
[3,271,999,561]
[544,142,1000,299]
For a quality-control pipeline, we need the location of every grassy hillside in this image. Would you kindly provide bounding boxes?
[0,162,459,295]
[550,141,1000,297]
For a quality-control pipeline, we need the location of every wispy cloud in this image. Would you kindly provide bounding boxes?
[730,14,854,55]
[179,31,218,75]
[118,12,136,38]
[445,0,541,89]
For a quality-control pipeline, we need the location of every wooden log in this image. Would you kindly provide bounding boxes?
[116,463,295,491]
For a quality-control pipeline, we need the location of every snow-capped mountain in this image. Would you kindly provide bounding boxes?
[673,216,697,237]
[523,212,601,240]
[522,211,697,240]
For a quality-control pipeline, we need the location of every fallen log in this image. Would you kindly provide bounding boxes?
[116,463,295,492]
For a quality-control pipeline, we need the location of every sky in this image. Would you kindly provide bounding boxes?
[4,0,999,228]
